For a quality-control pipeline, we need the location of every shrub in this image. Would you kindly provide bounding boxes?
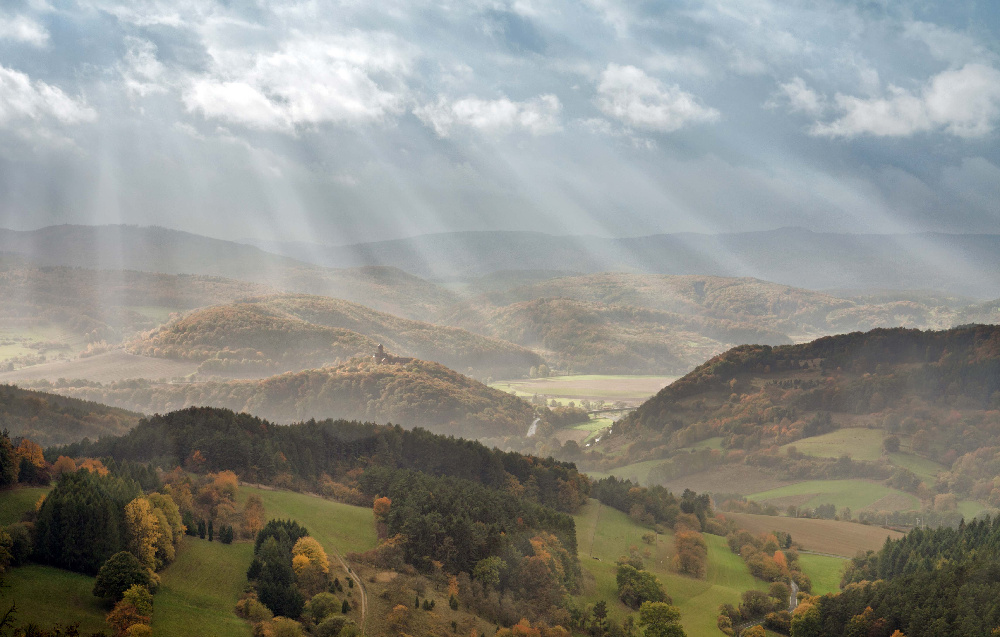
[94,552,152,603]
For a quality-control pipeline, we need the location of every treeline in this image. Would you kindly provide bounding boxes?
[793,516,1000,636]
[591,476,711,530]
[0,384,140,447]
[32,359,543,438]
[51,407,590,514]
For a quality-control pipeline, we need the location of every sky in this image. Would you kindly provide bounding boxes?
[0,0,998,244]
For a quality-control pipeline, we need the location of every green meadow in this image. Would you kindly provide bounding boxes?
[154,540,254,637]
[748,479,920,512]
[573,499,767,637]
[780,428,885,462]
[797,553,847,596]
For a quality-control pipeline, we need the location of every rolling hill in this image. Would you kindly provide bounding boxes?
[126,293,544,380]
[436,273,970,375]
[590,325,1000,520]
[0,383,140,446]
[441,296,791,375]
[30,358,541,439]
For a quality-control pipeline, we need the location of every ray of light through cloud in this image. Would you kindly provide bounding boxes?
[0,0,997,247]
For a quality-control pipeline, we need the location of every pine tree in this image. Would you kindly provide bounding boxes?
[208,520,214,541]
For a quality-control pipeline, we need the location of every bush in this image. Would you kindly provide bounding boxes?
[315,616,350,637]
[122,585,153,616]
[6,522,32,565]
[305,592,339,624]
[93,552,152,603]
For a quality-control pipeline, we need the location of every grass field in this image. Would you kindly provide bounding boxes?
[798,554,847,595]
[240,486,377,555]
[958,500,989,520]
[573,499,766,637]
[888,453,945,486]
[0,565,107,632]
[747,479,920,513]
[0,486,49,526]
[780,428,885,462]
[492,375,675,406]
[586,459,668,486]
[722,512,903,557]
[154,540,254,637]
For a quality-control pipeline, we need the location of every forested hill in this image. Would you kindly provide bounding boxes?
[126,293,543,379]
[793,515,1000,636]
[604,325,1000,473]
[0,384,140,445]
[51,406,589,514]
[32,358,542,439]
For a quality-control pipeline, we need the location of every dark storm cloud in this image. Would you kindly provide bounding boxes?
[0,0,998,242]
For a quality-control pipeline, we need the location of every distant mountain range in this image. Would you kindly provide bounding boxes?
[0,225,457,320]
[255,228,1000,298]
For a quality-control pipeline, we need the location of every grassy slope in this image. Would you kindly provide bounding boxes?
[797,554,847,596]
[573,499,766,637]
[0,486,49,526]
[153,540,254,637]
[585,460,667,485]
[780,428,886,462]
[240,486,377,555]
[0,484,376,636]
[747,480,920,512]
[0,565,107,632]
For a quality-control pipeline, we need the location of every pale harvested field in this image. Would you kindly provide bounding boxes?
[493,374,676,404]
[660,464,793,496]
[0,351,199,384]
[724,512,903,557]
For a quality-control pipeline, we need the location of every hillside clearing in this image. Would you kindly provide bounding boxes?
[573,499,766,637]
[0,565,106,632]
[722,512,903,557]
[240,486,377,555]
[0,486,49,526]
[747,479,920,513]
[154,539,253,637]
[780,428,885,462]
[798,553,847,595]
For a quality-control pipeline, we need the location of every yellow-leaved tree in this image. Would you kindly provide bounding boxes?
[292,536,330,597]
[124,498,161,571]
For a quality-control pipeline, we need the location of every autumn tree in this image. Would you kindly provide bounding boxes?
[124,498,160,571]
[638,601,686,637]
[243,495,265,539]
[293,536,330,597]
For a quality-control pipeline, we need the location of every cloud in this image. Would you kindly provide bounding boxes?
[0,64,96,127]
[595,64,718,132]
[767,77,825,115]
[812,64,1000,138]
[415,94,562,137]
[0,14,48,46]
[120,37,168,98]
[183,33,410,131]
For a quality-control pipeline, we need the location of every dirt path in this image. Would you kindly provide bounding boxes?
[330,548,368,633]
